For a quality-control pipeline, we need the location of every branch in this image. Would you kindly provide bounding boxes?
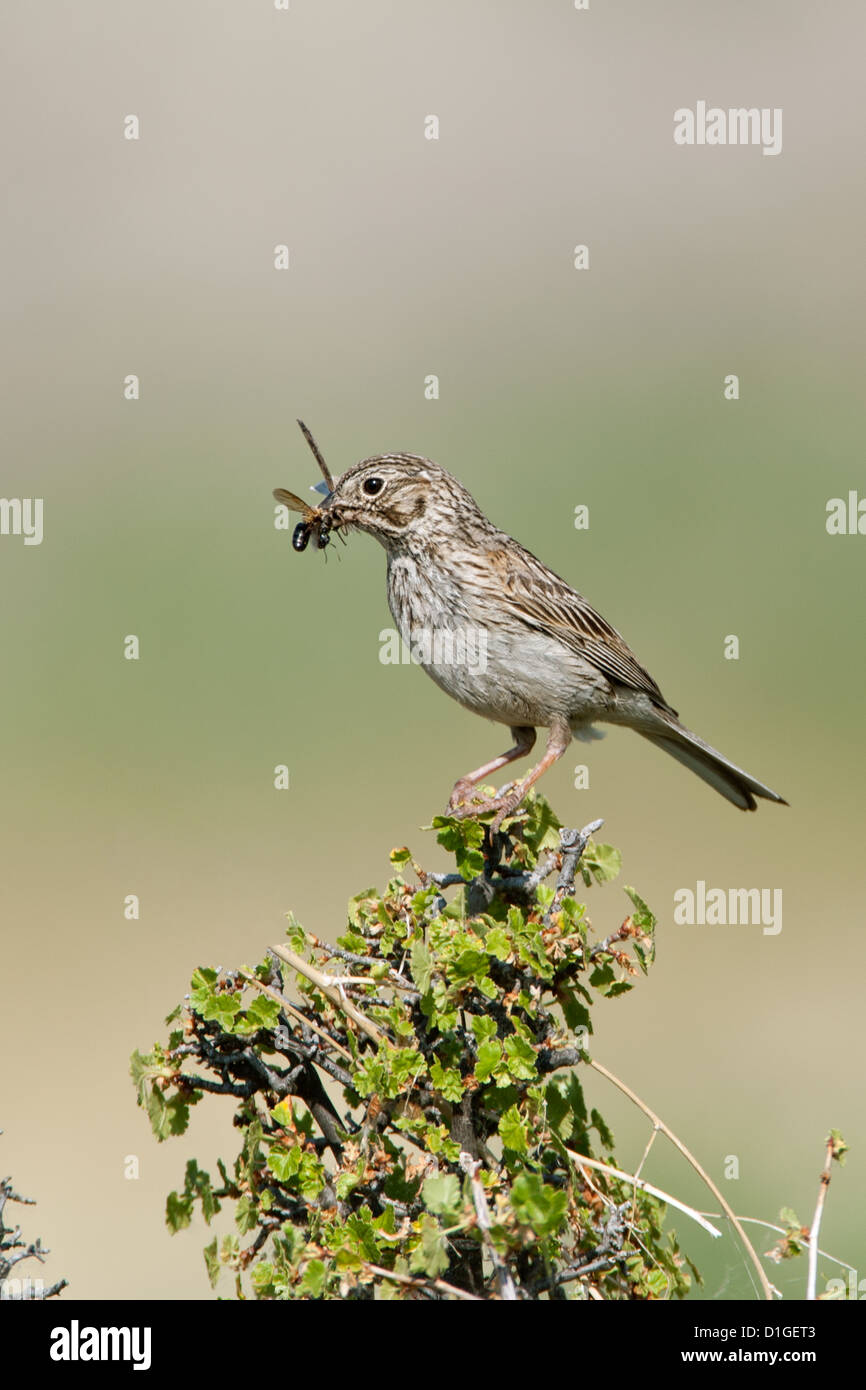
[268,945,388,1048]
[698,1213,855,1273]
[306,940,420,997]
[460,1154,518,1301]
[807,1134,841,1300]
[588,1057,777,1301]
[544,819,604,924]
[238,970,354,1062]
[566,1151,722,1239]
[362,1262,481,1301]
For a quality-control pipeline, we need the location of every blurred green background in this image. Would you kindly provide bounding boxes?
[3,0,864,1299]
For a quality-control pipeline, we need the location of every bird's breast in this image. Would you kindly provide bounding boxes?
[385,552,610,727]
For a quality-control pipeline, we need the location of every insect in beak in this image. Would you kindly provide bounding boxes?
[272,421,339,553]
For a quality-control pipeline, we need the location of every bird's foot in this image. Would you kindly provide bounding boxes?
[489,786,529,834]
[446,789,503,820]
[446,777,480,814]
[446,779,528,831]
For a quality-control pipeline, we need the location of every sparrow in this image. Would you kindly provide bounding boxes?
[276,425,787,829]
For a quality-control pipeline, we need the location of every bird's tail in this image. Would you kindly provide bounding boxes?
[638,712,787,811]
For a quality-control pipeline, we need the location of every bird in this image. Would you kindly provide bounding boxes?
[276,426,787,830]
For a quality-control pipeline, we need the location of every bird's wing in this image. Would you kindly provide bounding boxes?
[482,543,675,711]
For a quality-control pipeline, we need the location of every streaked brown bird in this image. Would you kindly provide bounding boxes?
[276,425,787,830]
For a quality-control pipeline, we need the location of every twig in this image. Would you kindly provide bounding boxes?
[306,940,420,997]
[588,924,634,962]
[553,1255,619,1288]
[587,1057,777,1301]
[238,971,354,1062]
[630,1124,661,1229]
[269,945,389,1048]
[697,1213,855,1273]
[807,1135,838,1301]
[460,1154,518,1301]
[544,819,604,924]
[362,1262,481,1301]
[566,1151,722,1239]
[493,850,560,900]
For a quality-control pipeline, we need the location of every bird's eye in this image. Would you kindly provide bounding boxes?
[362,476,384,497]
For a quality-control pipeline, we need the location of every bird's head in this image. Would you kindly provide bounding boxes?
[322,453,484,554]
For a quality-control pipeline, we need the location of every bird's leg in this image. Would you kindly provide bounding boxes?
[448,721,572,828]
[447,720,571,829]
[488,720,572,832]
[447,726,536,815]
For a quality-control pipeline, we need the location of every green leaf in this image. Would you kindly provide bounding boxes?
[300,1259,327,1297]
[189,966,217,1004]
[511,1172,569,1236]
[235,1193,258,1234]
[284,912,309,954]
[545,1072,588,1146]
[519,793,561,853]
[624,885,656,928]
[485,927,511,960]
[297,1152,326,1201]
[450,948,489,983]
[237,994,281,1033]
[166,1190,192,1233]
[270,1100,294,1130]
[143,1082,191,1143]
[203,1237,220,1289]
[268,1146,301,1182]
[498,1105,528,1154]
[422,1174,462,1219]
[390,1046,425,1089]
[503,1034,538,1081]
[410,938,433,995]
[829,1130,848,1165]
[470,1014,498,1044]
[433,816,486,879]
[336,929,367,954]
[336,1171,361,1200]
[559,989,591,1033]
[625,885,656,972]
[390,846,412,866]
[580,842,622,885]
[591,1107,615,1150]
[198,990,243,1030]
[410,1215,450,1279]
[431,1060,464,1103]
[475,1039,502,1083]
[347,889,381,930]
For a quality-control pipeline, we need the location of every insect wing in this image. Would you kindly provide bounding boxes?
[273,486,311,514]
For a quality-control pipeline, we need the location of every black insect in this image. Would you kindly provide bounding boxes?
[292,516,330,552]
[273,420,338,555]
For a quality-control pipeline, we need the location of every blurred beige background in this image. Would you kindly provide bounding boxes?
[2,1,864,1299]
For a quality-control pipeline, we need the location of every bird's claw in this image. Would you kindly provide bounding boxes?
[446,781,526,829]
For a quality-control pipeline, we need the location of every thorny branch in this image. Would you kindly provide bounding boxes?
[0,1170,67,1300]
